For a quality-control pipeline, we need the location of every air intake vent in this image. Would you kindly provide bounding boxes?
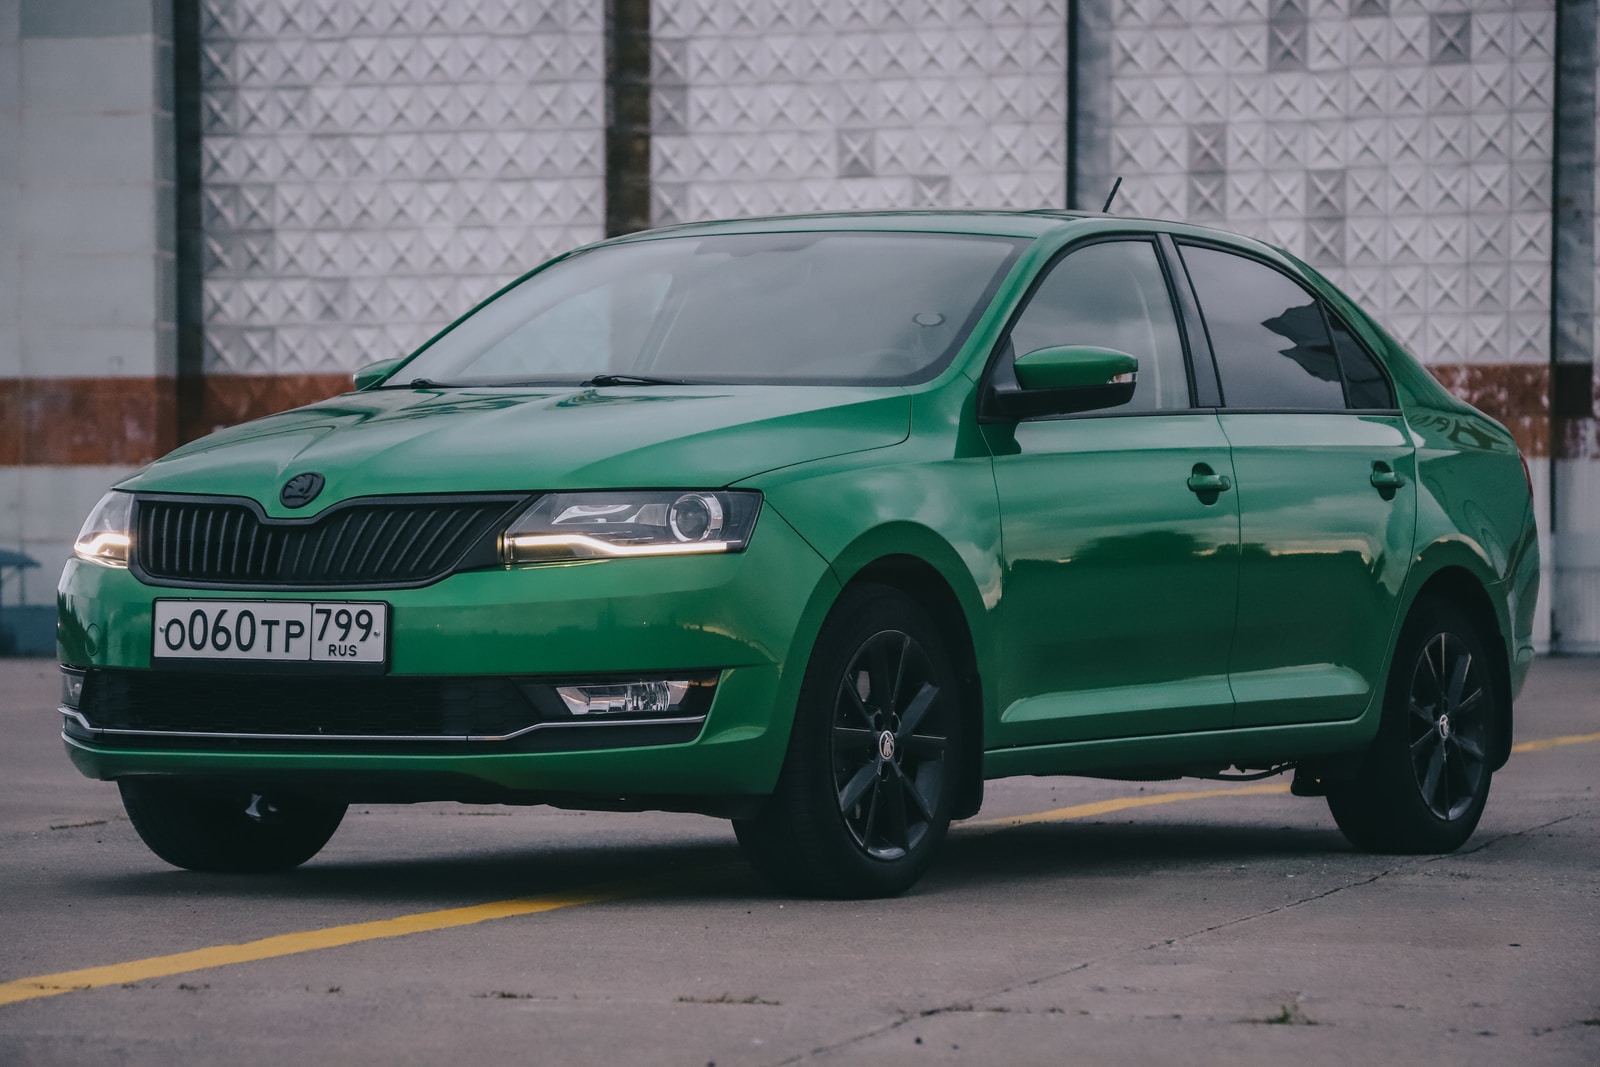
[132,493,528,589]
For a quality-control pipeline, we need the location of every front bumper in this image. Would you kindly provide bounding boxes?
[56,506,836,802]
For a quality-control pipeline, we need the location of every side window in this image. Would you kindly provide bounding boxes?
[1180,245,1346,409]
[1329,315,1396,409]
[1005,240,1190,412]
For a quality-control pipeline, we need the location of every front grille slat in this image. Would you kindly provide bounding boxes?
[133,494,525,589]
[228,510,245,575]
[408,510,455,572]
[351,511,397,579]
[182,505,197,577]
[368,510,421,578]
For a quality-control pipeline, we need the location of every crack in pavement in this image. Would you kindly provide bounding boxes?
[770,807,1593,1064]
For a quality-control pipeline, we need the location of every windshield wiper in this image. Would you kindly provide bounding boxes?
[582,373,694,387]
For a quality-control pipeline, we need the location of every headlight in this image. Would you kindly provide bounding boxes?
[73,491,133,567]
[502,490,761,563]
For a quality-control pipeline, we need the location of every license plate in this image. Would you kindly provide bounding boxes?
[153,600,389,666]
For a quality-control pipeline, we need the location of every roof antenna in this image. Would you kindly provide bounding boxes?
[1101,176,1123,214]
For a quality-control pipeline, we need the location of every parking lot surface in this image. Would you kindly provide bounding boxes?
[1,656,1596,1066]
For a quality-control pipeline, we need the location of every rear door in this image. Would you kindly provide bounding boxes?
[1175,242,1416,726]
[987,236,1241,747]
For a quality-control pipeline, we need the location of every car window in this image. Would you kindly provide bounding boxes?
[1004,239,1190,412]
[397,231,1025,386]
[1329,314,1396,409]
[1180,245,1349,410]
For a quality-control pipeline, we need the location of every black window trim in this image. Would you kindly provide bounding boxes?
[977,232,1211,423]
[1172,237,1401,416]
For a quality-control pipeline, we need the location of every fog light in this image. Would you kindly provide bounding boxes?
[554,678,714,717]
[61,668,85,709]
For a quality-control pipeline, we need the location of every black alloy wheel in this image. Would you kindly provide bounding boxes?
[1327,597,1498,853]
[735,584,961,898]
[1405,631,1491,821]
[120,779,347,872]
[831,629,949,861]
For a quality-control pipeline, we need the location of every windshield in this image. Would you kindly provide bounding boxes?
[393,231,1025,387]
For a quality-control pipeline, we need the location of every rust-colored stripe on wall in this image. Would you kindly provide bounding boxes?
[0,374,350,466]
[2,365,1591,467]
[1429,362,1599,460]
[188,373,353,443]
[1428,363,1550,459]
[0,378,177,466]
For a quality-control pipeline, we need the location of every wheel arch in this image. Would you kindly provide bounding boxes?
[1399,549,1514,769]
[820,521,994,820]
[837,553,986,820]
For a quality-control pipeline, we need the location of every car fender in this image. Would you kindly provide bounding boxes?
[752,455,1003,744]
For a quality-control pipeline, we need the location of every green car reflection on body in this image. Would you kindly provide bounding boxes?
[58,212,1540,898]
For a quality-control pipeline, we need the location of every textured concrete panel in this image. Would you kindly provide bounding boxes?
[197,0,607,375]
[1107,0,1555,369]
[650,0,1070,223]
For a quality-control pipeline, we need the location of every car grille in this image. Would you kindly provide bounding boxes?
[69,670,708,752]
[81,671,536,738]
[132,494,528,589]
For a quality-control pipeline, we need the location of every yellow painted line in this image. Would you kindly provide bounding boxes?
[6,730,1596,1009]
[1512,730,1600,753]
[965,782,1293,830]
[0,886,630,1008]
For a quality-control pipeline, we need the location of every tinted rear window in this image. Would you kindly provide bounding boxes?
[1181,245,1346,410]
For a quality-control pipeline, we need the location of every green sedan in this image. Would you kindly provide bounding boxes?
[59,212,1540,898]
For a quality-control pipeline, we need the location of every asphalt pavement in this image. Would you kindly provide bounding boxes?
[0,655,1596,1066]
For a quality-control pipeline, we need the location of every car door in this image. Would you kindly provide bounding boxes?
[985,236,1241,747]
[1175,242,1416,727]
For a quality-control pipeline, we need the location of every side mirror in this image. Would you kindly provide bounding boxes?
[987,345,1139,419]
[352,358,404,391]
[1014,345,1137,390]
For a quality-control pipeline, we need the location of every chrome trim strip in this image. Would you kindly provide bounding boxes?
[59,707,94,731]
[57,706,705,744]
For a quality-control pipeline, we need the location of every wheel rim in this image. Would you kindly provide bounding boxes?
[1407,632,1490,821]
[830,629,949,861]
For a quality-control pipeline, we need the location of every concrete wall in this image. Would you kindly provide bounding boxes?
[196,0,607,420]
[0,0,172,653]
[648,0,1070,221]
[1,0,1596,653]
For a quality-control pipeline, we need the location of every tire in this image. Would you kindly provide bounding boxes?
[735,584,962,898]
[119,779,346,873]
[1326,597,1497,853]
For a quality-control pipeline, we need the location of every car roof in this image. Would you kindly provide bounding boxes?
[605,209,1105,241]
[599,210,1293,262]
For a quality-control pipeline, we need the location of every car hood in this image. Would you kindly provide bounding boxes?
[119,385,911,514]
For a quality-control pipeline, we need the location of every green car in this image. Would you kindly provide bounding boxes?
[59,212,1539,898]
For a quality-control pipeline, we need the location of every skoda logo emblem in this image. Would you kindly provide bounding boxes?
[878,731,896,761]
[280,472,325,509]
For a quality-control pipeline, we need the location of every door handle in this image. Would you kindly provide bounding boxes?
[1370,464,1406,492]
[1186,468,1232,494]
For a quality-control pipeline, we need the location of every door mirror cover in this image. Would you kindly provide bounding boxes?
[989,346,1139,419]
[1013,345,1138,390]
[352,358,405,391]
